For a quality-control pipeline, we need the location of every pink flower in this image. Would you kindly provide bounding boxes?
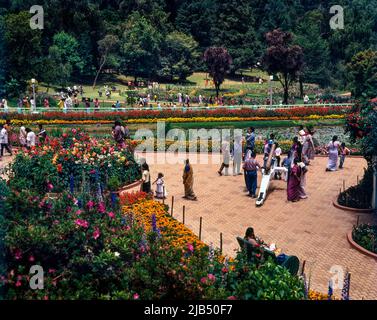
[75,219,89,228]
[47,183,54,191]
[221,267,228,273]
[187,243,194,252]
[108,211,115,219]
[98,202,106,214]
[133,293,139,300]
[72,129,77,134]
[15,281,22,287]
[92,227,101,240]
[14,249,22,260]
[48,269,56,274]
[43,295,49,300]
[200,277,207,284]
[75,209,82,216]
[87,201,94,210]
[227,296,237,300]
[207,274,216,282]
[29,256,35,262]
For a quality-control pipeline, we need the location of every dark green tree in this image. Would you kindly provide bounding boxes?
[46,32,84,87]
[158,31,199,81]
[295,10,331,91]
[92,34,120,88]
[346,49,377,100]
[121,14,162,81]
[3,11,43,88]
[211,0,261,73]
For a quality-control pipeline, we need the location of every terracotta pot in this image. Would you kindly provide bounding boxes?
[333,197,373,214]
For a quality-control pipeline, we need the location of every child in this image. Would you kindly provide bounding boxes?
[339,142,350,169]
[153,173,167,199]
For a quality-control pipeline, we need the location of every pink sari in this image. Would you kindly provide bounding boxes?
[287,165,301,201]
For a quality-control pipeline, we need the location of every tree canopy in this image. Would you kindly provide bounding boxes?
[0,0,377,95]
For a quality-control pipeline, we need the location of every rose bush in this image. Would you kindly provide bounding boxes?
[6,128,141,194]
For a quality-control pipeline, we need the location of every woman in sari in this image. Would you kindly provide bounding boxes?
[290,137,302,163]
[326,136,341,171]
[287,158,302,202]
[302,129,315,165]
[182,159,197,200]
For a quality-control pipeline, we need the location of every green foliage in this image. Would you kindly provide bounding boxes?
[158,31,199,81]
[295,10,331,87]
[0,189,305,300]
[3,11,43,89]
[352,224,377,254]
[346,50,377,100]
[338,166,373,209]
[121,13,162,81]
[46,32,85,87]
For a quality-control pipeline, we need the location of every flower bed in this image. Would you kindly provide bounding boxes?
[6,128,141,194]
[337,167,373,210]
[0,106,351,125]
[0,181,306,300]
[352,224,377,254]
[122,196,206,250]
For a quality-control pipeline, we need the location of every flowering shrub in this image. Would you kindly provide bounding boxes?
[6,128,141,194]
[0,106,351,125]
[0,187,306,300]
[123,199,206,249]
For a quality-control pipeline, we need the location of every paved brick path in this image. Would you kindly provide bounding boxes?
[139,152,377,300]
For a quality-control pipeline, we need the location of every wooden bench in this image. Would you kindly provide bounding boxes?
[236,237,300,276]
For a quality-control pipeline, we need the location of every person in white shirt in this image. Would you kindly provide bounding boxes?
[0,124,13,158]
[25,128,36,148]
[218,136,231,176]
[19,124,27,147]
[152,172,167,199]
[232,134,243,176]
[2,99,8,112]
[30,98,36,112]
[304,95,309,104]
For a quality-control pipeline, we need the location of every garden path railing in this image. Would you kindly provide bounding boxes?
[1,103,353,114]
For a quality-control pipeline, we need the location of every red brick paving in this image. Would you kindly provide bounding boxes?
[140,152,377,300]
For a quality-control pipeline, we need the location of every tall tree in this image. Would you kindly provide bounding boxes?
[92,34,120,88]
[3,11,43,86]
[46,32,84,87]
[158,31,199,81]
[211,0,261,73]
[203,47,232,98]
[262,29,304,104]
[295,10,331,91]
[121,14,162,82]
[346,49,377,100]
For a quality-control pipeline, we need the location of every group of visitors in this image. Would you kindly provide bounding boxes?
[139,158,196,201]
[0,121,48,162]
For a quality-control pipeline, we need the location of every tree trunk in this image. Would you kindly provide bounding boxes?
[299,77,304,99]
[215,82,220,98]
[283,74,289,104]
[92,55,107,89]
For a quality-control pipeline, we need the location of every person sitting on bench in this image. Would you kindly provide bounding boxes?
[244,227,277,252]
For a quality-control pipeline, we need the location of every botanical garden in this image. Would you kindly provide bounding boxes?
[0,0,376,303]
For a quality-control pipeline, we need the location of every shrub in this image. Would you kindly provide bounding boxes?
[352,224,377,254]
[338,166,373,209]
